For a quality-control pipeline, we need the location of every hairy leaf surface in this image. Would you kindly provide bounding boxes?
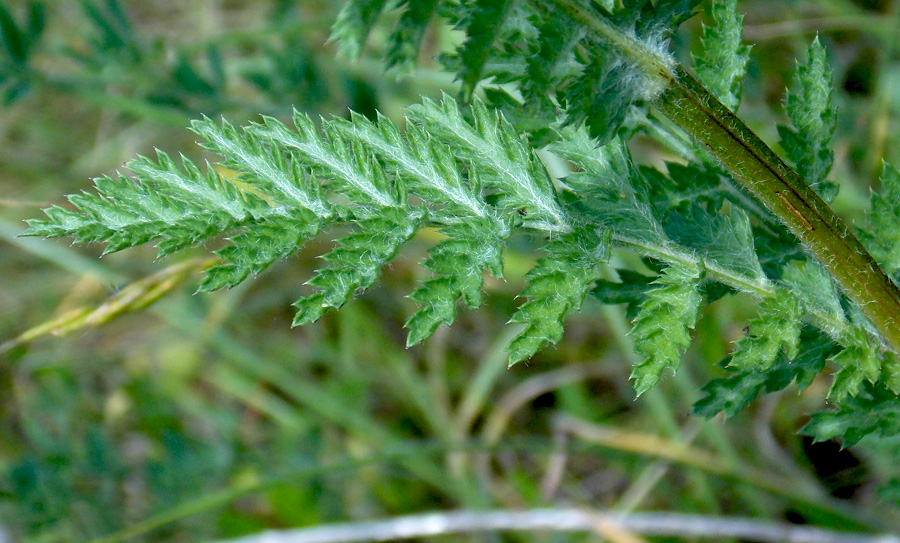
[777,37,838,202]
[694,0,749,111]
[507,228,609,365]
[860,162,900,274]
[728,287,802,371]
[630,262,702,395]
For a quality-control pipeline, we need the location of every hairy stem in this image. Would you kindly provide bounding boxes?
[657,68,900,353]
[544,0,900,353]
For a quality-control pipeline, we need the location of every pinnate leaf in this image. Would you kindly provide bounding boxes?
[777,37,838,202]
[457,0,515,96]
[828,326,881,402]
[663,203,766,287]
[860,162,900,274]
[729,287,801,371]
[694,0,749,111]
[200,211,321,292]
[294,208,424,325]
[405,223,505,346]
[803,385,900,447]
[630,262,702,395]
[695,328,834,418]
[408,95,570,233]
[782,259,846,333]
[507,228,609,365]
[330,0,389,59]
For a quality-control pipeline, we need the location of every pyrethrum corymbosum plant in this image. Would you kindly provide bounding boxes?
[23,0,900,449]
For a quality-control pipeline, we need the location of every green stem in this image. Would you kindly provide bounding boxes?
[545,0,900,353]
[657,67,900,353]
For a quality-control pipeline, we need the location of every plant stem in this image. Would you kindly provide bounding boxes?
[544,0,900,353]
[656,67,900,353]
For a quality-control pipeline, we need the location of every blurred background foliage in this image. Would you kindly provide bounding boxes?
[1,0,900,542]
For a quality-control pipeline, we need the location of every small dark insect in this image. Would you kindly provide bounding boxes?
[517,208,528,217]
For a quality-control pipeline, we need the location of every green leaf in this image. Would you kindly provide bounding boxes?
[630,262,702,395]
[642,162,729,212]
[253,112,402,210]
[782,259,846,334]
[552,130,668,248]
[859,162,900,274]
[591,268,656,318]
[777,37,838,203]
[457,0,515,96]
[631,0,700,38]
[191,116,331,218]
[408,95,571,233]
[694,0,749,111]
[523,7,583,108]
[729,287,802,370]
[663,203,766,287]
[387,0,441,70]
[200,211,321,292]
[404,222,505,346]
[803,384,900,447]
[330,0,390,59]
[507,228,609,365]
[24,151,257,258]
[695,328,834,418]
[563,49,644,143]
[33,94,580,347]
[828,326,881,402]
[293,207,424,325]
[332,109,497,223]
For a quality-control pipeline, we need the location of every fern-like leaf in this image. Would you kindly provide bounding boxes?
[331,101,520,344]
[252,112,402,210]
[191,116,331,217]
[29,96,565,347]
[695,328,834,418]
[25,151,259,258]
[294,207,424,325]
[387,0,441,70]
[330,0,390,59]
[200,211,321,291]
[552,130,669,249]
[333,109,497,222]
[777,37,838,202]
[457,0,515,96]
[404,223,505,346]
[694,0,749,111]
[563,50,644,144]
[729,287,802,370]
[663,204,766,287]
[860,162,900,274]
[782,260,846,336]
[408,95,571,233]
[523,6,583,110]
[828,326,882,402]
[507,228,609,365]
[803,384,900,447]
[630,262,702,395]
